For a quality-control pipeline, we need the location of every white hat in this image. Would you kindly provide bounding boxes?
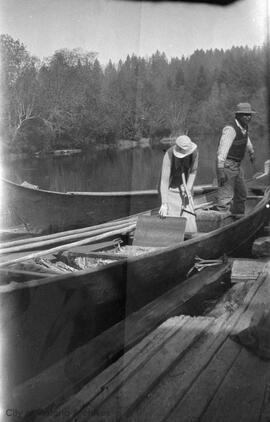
[173,135,197,158]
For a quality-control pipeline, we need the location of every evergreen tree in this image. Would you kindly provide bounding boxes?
[0,34,268,151]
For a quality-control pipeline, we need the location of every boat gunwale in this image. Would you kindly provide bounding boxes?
[1,191,269,293]
[1,178,159,197]
[1,178,216,197]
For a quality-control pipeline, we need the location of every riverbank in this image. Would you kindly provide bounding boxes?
[1,138,152,161]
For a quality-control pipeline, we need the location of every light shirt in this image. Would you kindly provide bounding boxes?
[217,119,254,168]
[160,147,198,203]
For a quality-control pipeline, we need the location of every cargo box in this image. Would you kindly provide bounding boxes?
[196,210,234,232]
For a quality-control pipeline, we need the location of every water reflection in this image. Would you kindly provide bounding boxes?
[1,133,269,193]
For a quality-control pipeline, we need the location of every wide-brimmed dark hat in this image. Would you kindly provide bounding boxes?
[234,103,256,114]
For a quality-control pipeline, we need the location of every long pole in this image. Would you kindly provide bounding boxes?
[0,219,137,255]
[0,224,136,268]
[181,173,196,214]
[0,214,140,250]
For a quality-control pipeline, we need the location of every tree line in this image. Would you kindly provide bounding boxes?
[0,33,268,153]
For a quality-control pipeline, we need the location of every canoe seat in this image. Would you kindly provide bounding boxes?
[133,215,187,247]
[196,210,234,232]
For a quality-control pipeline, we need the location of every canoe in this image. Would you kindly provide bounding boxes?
[2,159,268,235]
[159,137,175,147]
[1,189,269,387]
[1,177,216,234]
[34,149,82,157]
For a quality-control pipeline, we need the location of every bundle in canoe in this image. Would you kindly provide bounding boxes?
[1,189,269,387]
[1,177,216,234]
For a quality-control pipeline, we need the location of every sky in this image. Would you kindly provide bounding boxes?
[0,0,268,65]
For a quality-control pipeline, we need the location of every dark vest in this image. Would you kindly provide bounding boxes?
[227,120,248,162]
[169,153,193,188]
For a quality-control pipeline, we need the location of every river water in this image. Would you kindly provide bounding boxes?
[2,134,269,193]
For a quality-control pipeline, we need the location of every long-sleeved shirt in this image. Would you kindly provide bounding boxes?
[160,147,198,203]
[217,119,254,169]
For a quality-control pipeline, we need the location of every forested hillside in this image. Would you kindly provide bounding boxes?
[0,34,267,153]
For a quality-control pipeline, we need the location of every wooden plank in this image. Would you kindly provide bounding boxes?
[231,258,267,283]
[199,348,270,422]
[44,316,214,422]
[164,267,270,422]
[12,263,231,415]
[199,269,270,422]
[133,215,186,247]
[45,316,190,422]
[125,267,268,422]
[127,323,237,422]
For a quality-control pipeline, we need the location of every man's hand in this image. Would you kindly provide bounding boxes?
[159,203,168,217]
[217,168,227,187]
[180,185,187,197]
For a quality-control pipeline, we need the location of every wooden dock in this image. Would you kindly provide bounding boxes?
[6,256,268,422]
[9,263,230,415]
[31,259,269,422]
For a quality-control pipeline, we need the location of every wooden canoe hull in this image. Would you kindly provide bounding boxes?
[1,178,215,234]
[2,178,160,234]
[2,191,270,388]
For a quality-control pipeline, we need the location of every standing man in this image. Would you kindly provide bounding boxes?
[159,135,198,232]
[216,102,256,216]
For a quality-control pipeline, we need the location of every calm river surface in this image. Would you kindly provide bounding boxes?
[2,133,269,193]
